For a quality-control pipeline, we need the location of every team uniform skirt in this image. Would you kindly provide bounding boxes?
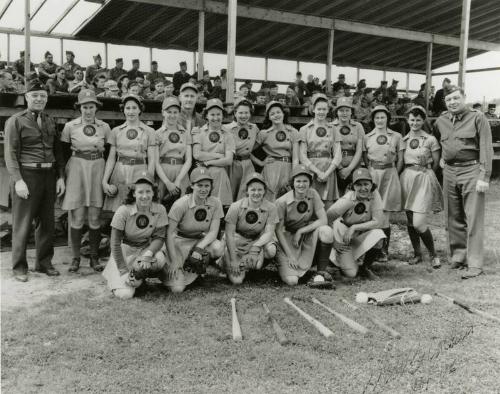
[62,156,105,210]
[311,157,339,202]
[103,161,148,212]
[262,160,292,202]
[276,227,319,278]
[369,167,401,212]
[206,166,233,206]
[230,158,255,201]
[102,243,166,291]
[0,164,10,207]
[158,163,190,200]
[400,167,443,213]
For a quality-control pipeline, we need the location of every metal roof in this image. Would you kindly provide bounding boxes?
[72,0,500,73]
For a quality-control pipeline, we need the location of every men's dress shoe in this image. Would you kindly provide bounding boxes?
[14,273,28,282]
[461,268,483,279]
[36,266,60,276]
[68,258,80,273]
[450,260,466,270]
[89,256,104,272]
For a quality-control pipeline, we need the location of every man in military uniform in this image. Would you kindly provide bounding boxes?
[4,79,66,282]
[37,51,58,85]
[375,80,388,102]
[485,104,500,128]
[85,54,104,85]
[0,70,16,93]
[13,51,35,77]
[62,50,80,81]
[387,79,399,102]
[108,58,127,81]
[433,86,493,279]
[432,78,451,115]
[127,59,144,81]
[332,73,348,93]
[146,61,164,91]
[173,61,191,95]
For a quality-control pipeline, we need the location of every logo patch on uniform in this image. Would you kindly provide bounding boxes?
[126,129,138,140]
[315,127,327,137]
[83,125,96,137]
[194,208,208,222]
[238,128,249,140]
[354,202,366,215]
[169,132,180,143]
[409,138,419,149]
[340,126,351,136]
[245,211,258,224]
[376,135,388,145]
[275,130,287,142]
[296,201,308,214]
[136,215,149,229]
[209,132,220,143]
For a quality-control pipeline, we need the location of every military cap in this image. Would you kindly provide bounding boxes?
[151,60,158,65]
[443,85,462,97]
[115,58,123,63]
[352,168,372,184]
[488,104,496,109]
[179,61,187,66]
[132,59,139,63]
[472,103,482,109]
[381,80,388,85]
[65,50,75,57]
[93,54,101,60]
[20,50,25,56]
[338,74,345,79]
[26,78,45,92]
[392,79,398,84]
[443,77,451,83]
[190,167,213,184]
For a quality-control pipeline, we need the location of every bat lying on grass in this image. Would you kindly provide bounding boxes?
[231,298,242,341]
[312,298,369,335]
[435,292,500,324]
[284,297,334,338]
[262,303,289,345]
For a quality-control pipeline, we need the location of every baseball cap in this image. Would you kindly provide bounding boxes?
[245,172,267,189]
[336,96,353,109]
[180,82,198,93]
[133,171,155,186]
[312,93,328,106]
[76,89,101,106]
[290,164,313,181]
[162,96,181,110]
[190,167,213,184]
[352,168,372,184]
[265,100,284,115]
[205,98,224,112]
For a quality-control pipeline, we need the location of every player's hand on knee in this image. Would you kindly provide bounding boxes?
[15,179,29,199]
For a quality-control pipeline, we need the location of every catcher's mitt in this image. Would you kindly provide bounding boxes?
[242,245,263,270]
[184,246,210,274]
[131,255,160,279]
[161,189,181,211]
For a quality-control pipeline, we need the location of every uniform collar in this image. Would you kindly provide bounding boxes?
[403,130,427,140]
[71,117,104,126]
[367,128,394,137]
[128,202,161,216]
[284,188,314,205]
[118,121,147,131]
[240,197,270,211]
[447,107,469,121]
[348,190,373,202]
[188,194,216,208]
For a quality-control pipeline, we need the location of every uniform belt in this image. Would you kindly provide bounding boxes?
[405,163,431,171]
[73,151,103,160]
[234,154,251,161]
[21,162,54,169]
[307,151,331,159]
[118,156,145,165]
[369,161,394,170]
[341,149,356,156]
[445,159,478,167]
[177,231,203,239]
[271,156,291,162]
[160,157,184,165]
[236,231,259,240]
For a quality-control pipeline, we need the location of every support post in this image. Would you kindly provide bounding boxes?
[356,67,360,84]
[425,42,433,111]
[296,60,300,73]
[458,0,471,88]
[192,52,196,75]
[7,33,10,61]
[24,0,30,84]
[226,0,237,103]
[326,29,334,94]
[406,72,410,94]
[59,38,63,65]
[104,42,109,68]
[382,70,386,81]
[264,57,268,81]
[197,10,205,80]
[149,47,152,67]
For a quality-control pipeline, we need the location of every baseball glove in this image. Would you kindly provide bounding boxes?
[131,255,159,279]
[161,189,181,211]
[242,245,263,270]
[184,246,210,274]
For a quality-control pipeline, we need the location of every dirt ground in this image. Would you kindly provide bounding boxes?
[1,181,500,394]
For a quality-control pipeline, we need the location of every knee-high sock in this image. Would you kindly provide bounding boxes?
[418,228,436,257]
[407,226,422,256]
[317,241,333,272]
[70,227,82,259]
[382,227,391,251]
[363,248,379,267]
[89,228,101,258]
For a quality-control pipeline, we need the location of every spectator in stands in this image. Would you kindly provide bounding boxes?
[62,51,80,81]
[47,67,69,94]
[146,61,164,90]
[285,86,301,106]
[13,50,35,77]
[200,71,213,94]
[372,90,385,107]
[472,103,482,110]
[141,79,154,99]
[355,88,374,131]
[38,51,58,85]
[85,54,104,85]
[164,80,175,98]
[244,80,258,102]
[97,79,120,98]
[109,58,127,81]
[305,74,315,97]
[485,104,498,119]
[173,61,191,95]
[93,73,108,96]
[153,80,166,100]
[0,70,16,93]
[220,68,227,95]
[68,68,87,94]
[432,77,451,115]
[387,100,403,133]
[127,81,142,97]
[398,97,413,115]
[209,76,225,101]
[268,83,279,102]
[117,74,129,96]
[375,80,388,101]
[178,82,205,131]
[387,79,399,102]
[412,84,427,108]
[291,71,308,104]
[238,84,250,101]
[309,77,323,95]
[332,74,349,93]
[352,79,366,105]
[127,59,144,81]
[255,91,267,105]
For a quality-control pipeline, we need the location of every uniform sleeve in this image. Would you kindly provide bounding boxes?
[429,136,441,152]
[191,127,201,145]
[212,198,225,221]
[333,127,343,144]
[362,134,368,152]
[475,112,493,182]
[102,123,112,144]
[224,202,239,224]
[108,128,117,146]
[254,129,265,147]
[395,133,404,151]
[110,205,128,231]
[156,205,169,227]
[356,123,366,139]
[312,189,325,212]
[400,137,407,151]
[275,198,286,221]
[146,128,156,147]
[3,116,22,182]
[225,132,236,154]
[297,125,307,143]
[267,203,280,225]
[328,196,353,218]
[289,127,300,143]
[60,123,71,143]
[185,130,193,145]
[168,197,187,223]
[370,190,384,214]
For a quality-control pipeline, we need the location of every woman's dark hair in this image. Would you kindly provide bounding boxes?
[56,66,65,74]
[334,105,355,120]
[408,107,427,120]
[370,109,391,124]
[246,179,267,192]
[202,106,226,120]
[347,182,377,192]
[288,173,312,190]
[262,104,289,129]
[119,96,145,114]
[233,101,253,118]
[123,181,159,204]
[186,179,213,196]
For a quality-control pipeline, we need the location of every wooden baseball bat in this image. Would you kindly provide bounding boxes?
[341,298,401,338]
[284,297,334,338]
[231,298,243,341]
[435,293,500,324]
[312,298,369,335]
[262,303,290,345]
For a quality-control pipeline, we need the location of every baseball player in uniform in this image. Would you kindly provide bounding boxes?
[155,96,192,209]
[192,98,235,208]
[363,105,403,261]
[178,82,205,132]
[275,165,334,287]
[332,97,365,196]
[163,168,224,293]
[299,93,342,208]
[433,85,493,279]
[61,89,111,273]
[400,106,443,268]
[223,173,278,284]
[326,168,386,279]
[102,172,168,300]
[253,101,299,201]
[225,98,260,201]
[4,79,66,281]
[102,94,156,212]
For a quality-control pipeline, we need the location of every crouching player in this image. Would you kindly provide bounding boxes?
[224,173,278,284]
[326,168,386,279]
[102,172,168,299]
[275,165,334,287]
[163,167,224,292]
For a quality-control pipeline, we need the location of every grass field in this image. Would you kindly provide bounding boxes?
[2,181,500,394]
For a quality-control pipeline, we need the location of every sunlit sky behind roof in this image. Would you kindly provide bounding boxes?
[0,0,499,103]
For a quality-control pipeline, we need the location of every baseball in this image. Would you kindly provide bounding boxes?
[108,184,118,196]
[421,294,433,304]
[355,292,369,304]
[313,274,325,283]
